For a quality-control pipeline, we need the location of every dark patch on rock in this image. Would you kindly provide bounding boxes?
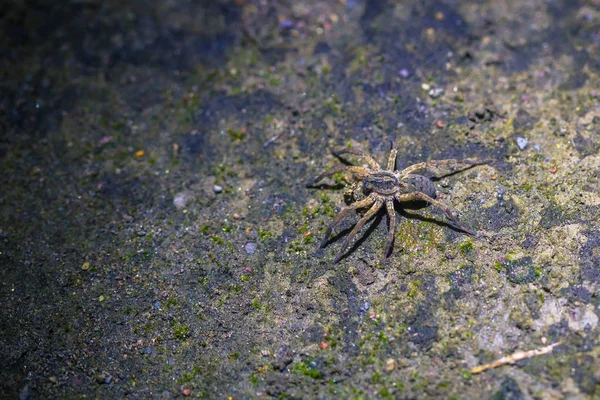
[559,72,589,91]
[182,89,282,166]
[573,132,600,158]
[481,197,520,232]
[5,2,241,73]
[3,74,78,140]
[500,41,543,73]
[421,2,469,38]
[404,277,439,349]
[579,229,600,283]
[501,257,539,285]
[265,374,288,397]
[182,130,207,156]
[355,259,375,286]
[117,5,240,71]
[303,324,324,342]
[491,376,524,400]
[512,109,537,131]
[571,355,599,395]
[197,90,282,127]
[539,203,565,229]
[327,274,360,355]
[406,306,438,348]
[272,345,294,372]
[577,205,600,225]
[495,0,587,74]
[115,28,238,72]
[522,233,537,249]
[99,175,158,210]
[360,0,390,38]
[448,264,474,299]
[523,292,541,319]
[560,285,591,304]
[313,41,331,56]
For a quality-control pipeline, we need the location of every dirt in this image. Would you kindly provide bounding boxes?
[1,0,600,398]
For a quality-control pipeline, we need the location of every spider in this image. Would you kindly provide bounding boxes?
[307,141,489,263]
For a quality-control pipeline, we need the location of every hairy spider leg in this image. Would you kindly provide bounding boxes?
[387,140,398,171]
[307,165,371,187]
[320,194,376,248]
[395,192,476,235]
[383,199,396,262]
[333,148,381,170]
[333,199,384,264]
[399,159,489,176]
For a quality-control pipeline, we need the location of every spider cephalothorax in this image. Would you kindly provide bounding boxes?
[307,141,488,264]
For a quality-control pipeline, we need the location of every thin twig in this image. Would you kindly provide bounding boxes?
[471,342,561,374]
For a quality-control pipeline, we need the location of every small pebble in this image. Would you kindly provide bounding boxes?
[245,242,257,254]
[213,185,223,194]
[516,136,528,150]
[360,301,370,312]
[385,358,396,372]
[428,87,444,99]
[173,192,192,209]
[95,372,111,384]
[279,19,293,29]
[146,347,152,355]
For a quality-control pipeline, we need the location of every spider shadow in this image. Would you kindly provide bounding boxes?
[323,201,474,263]
[305,151,364,190]
[306,182,347,191]
[426,161,492,182]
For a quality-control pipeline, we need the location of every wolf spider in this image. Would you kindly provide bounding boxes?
[307,141,488,263]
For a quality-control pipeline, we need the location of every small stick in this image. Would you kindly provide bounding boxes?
[471,342,560,374]
[263,131,283,148]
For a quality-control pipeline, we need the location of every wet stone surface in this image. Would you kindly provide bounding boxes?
[1,0,600,398]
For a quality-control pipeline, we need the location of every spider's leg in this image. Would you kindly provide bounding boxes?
[307,165,370,187]
[320,194,375,248]
[383,199,396,263]
[399,159,489,176]
[387,140,398,171]
[333,148,381,170]
[333,199,384,264]
[395,192,476,235]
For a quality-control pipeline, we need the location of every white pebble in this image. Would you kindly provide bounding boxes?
[516,136,528,150]
[173,192,191,209]
[245,242,257,254]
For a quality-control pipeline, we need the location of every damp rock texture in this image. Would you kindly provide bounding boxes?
[1,0,600,398]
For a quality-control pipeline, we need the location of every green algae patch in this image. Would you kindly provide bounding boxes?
[292,361,323,379]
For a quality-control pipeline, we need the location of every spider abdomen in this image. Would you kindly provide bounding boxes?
[401,174,437,199]
[363,171,399,195]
